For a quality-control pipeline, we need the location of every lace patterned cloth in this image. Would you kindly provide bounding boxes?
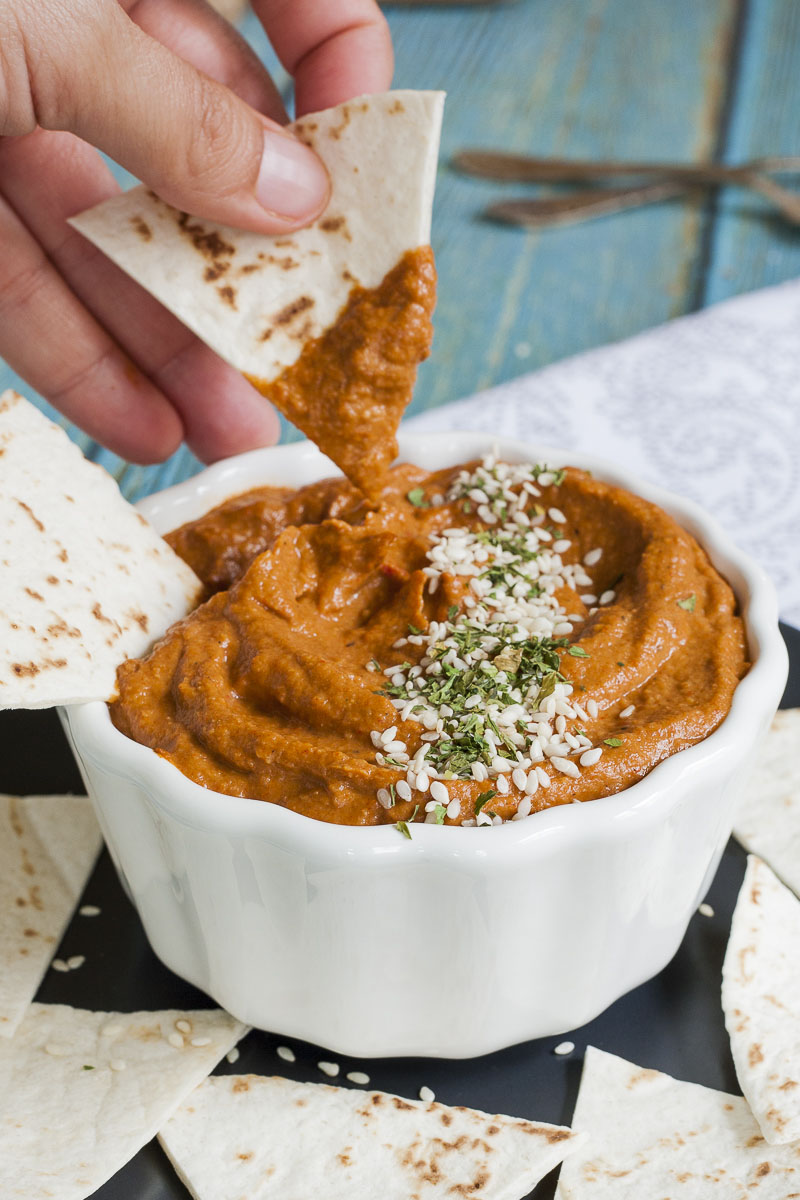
[406,279,800,627]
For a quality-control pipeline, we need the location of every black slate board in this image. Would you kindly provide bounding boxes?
[3,623,798,1199]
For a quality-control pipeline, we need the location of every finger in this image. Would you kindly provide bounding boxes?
[120,0,288,122]
[31,2,329,232]
[0,189,183,464]
[0,129,279,463]
[252,0,393,115]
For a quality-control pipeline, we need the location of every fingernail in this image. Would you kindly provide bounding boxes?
[256,131,329,221]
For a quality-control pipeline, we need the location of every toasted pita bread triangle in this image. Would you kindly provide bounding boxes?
[0,391,202,707]
[70,91,444,490]
[733,709,800,897]
[722,855,800,1145]
[158,1073,582,1199]
[0,1003,246,1200]
[0,793,101,1039]
[556,1046,800,1197]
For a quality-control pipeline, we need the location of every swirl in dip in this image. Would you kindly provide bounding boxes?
[110,454,747,829]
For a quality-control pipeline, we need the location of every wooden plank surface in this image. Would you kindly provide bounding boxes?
[1,0,798,500]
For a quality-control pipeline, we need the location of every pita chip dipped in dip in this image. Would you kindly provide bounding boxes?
[70,91,444,496]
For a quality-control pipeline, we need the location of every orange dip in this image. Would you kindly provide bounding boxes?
[111,461,748,827]
[246,247,436,498]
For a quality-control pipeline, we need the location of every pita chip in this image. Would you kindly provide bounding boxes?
[723,854,800,1145]
[70,91,444,492]
[0,390,202,707]
[0,794,101,1039]
[556,1046,800,1198]
[158,1073,582,1199]
[0,1003,246,1200]
[733,709,800,897]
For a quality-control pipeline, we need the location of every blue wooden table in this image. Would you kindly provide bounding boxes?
[2,0,799,501]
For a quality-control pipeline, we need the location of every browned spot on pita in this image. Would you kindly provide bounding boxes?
[448,1169,489,1196]
[392,1097,414,1111]
[177,213,235,262]
[342,268,357,284]
[232,1079,250,1093]
[239,263,260,275]
[237,1151,253,1161]
[750,882,761,905]
[46,575,59,585]
[28,885,43,910]
[217,285,237,309]
[389,99,406,114]
[338,1152,352,1166]
[274,239,296,249]
[92,603,115,626]
[320,216,346,233]
[738,945,755,981]
[15,897,26,907]
[274,296,315,326]
[371,1094,383,1106]
[9,800,23,837]
[779,1079,798,1091]
[12,662,39,677]
[58,548,69,562]
[203,262,229,282]
[258,329,273,343]
[295,1098,306,1107]
[128,610,149,633]
[24,587,44,602]
[486,1125,499,1136]
[130,215,152,241]
[627,1067,659,1088]
[47,619,81,639]
[16,499,44,531]
[747,1133,765,1147]
[749,1044,764,1067]
[23,928,38,938]
[756,1162,771,1177]
[19,947,28,956]
[440,1112,452,1126]
[767,1107,787,1133]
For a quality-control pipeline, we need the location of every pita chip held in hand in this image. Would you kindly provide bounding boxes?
[158,1073,583,1200]
[70,91,444,491]
[0,793,101,1039]
[0,390,202,708]
[0,1003,246,1200]
[733,708,800,898]
[723,854,800,1145]
[557,1046,800,1198]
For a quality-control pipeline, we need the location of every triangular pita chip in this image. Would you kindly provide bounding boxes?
[70,91,444,491]
[734,709,800,897]
[556,1046,800,1197]
[723,855,800,1144]
[0,391,202,707]
[159,1073,582,1199]
[0,794,101,1038]
[0,1003,246,1200]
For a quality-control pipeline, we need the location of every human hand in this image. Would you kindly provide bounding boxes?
[0,0,393,463]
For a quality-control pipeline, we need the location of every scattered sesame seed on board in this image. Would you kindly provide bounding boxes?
[51,959,69,973]
[78,905,101,917]
[419,1085,435,1102]
[226,1048,240,1065]
[698,902,715,918]
[276,1045,295,1063]
[317,1061,340,1077]
[554,1041,575,1056]
[346,1071,371,1086]
[66,955,85,970]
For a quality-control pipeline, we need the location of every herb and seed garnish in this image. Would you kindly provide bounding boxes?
[368,455,615,833]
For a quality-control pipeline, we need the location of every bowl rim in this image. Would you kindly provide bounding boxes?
[64,432,788,861]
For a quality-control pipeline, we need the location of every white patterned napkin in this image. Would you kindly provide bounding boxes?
[406,280,800,627]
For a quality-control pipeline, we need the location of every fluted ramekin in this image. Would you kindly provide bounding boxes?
[62,433,788,1058]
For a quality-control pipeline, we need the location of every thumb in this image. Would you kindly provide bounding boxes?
[42,4,330,233]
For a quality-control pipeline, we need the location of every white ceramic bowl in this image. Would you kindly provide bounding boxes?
[62,433,788,1059]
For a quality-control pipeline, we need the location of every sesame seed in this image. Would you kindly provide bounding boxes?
[551,756,580,778]
[517,795,532,818]
[380,727,397,746]
[167,1032,184,1049]
[600,590,616,605]
[66,955,85,970]
[109,1059,127,1071]
[51,958,69,973]
[698,902,715,918]
[579,594,597,605]
[512,767,527,790]
[583,547,603,566]
[226,1048,240,1064]
[548,507,567,523]
[276,1046,296,1063]
[347,1071,371,1086]
[419,1086,435,1103]
[446,798,461,820]
[552,539,571,554]
[579,747,602,767]
[318,1061,340,1077]
[376,788,393,809]
[190,1036,212,1047]
[78,905,101,917]
[496,774,509,794]
[395,780,412,802]
[176,1019,192,1034]
[553,1041,575,1056]
[430,780,449,804]
[619,704,635,718]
